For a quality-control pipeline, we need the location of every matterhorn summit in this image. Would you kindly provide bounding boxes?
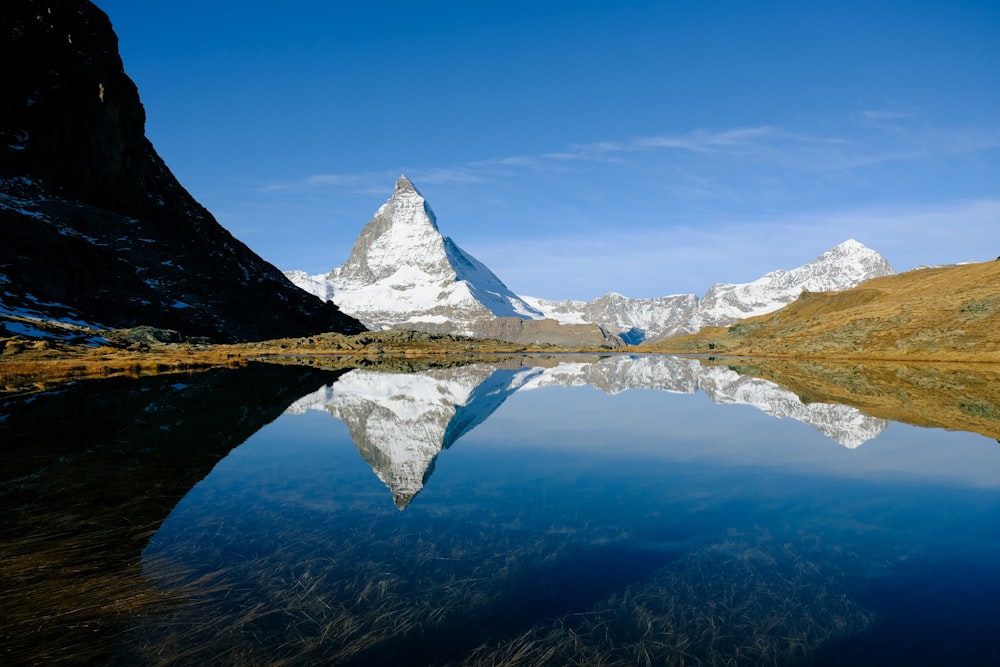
[286,177,621,346]
[288,176,544,333]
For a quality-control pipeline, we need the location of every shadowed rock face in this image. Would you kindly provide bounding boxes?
[0,0,365,341]
[1,364,348,543]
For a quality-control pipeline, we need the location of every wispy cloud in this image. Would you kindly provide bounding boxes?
[261,170,396,193]
[471,198,1000,300]
[857,109,914,121]
[544,126,789,160]
[266,112,998,197]
[260,155,546,193]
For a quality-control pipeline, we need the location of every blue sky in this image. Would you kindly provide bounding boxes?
[97,0,999,300]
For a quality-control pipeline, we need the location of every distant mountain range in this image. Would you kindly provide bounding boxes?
[524,238,894,344]
[0,0,363,342]
[287,356,889,508]
[648,257,1000,361]
[0,1,896,347]
[288,177,894,345]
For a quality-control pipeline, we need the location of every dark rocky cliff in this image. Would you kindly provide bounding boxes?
[0,0,365,341]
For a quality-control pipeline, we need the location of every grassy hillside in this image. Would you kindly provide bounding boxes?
[645,260,1000,362]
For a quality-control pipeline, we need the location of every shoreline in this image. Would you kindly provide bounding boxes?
[3,334,999,396]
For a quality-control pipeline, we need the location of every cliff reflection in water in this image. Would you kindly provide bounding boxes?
[286,355,892,508]
[0,363,348,665]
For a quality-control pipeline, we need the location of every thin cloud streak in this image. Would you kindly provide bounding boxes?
[857,109,914,121]
[262,114,998,195]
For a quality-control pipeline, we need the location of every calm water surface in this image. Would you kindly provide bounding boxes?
[3,356,1000,665]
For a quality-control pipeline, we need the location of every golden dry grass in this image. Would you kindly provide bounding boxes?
[0,330,609,395]
[0,341,246,393]
[646,259,1000,362]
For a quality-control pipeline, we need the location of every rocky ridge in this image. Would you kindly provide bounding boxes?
[0,0,364,342]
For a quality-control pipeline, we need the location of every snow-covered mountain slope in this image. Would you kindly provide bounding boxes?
[519,296,589,325]
[524,240,894,344]
[521,294,700,344]
[287,176,545,334]
[695,239,895,328]
[586,293,701,345]
[286,364,541,509]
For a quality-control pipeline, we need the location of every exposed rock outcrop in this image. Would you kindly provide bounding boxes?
[0,0,365,342]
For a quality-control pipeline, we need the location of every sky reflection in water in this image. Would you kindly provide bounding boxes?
[132,356,1000,665]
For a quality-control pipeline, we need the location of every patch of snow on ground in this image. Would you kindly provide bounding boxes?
[2,321,60,339]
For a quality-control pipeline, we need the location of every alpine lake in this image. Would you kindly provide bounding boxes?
[3,354,1000,666]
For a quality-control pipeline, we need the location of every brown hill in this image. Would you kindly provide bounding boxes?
[645,260,1000,362]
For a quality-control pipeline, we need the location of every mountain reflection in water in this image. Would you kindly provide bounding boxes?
[4,355,1000,666]
[287,355,891,508]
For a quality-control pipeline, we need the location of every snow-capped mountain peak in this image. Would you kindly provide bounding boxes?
[695,239,894,328]
[522,239,894,343]
[331,174,443,288]
[286,177,544,332]
[393,173,420,196]
[285,177,892,345]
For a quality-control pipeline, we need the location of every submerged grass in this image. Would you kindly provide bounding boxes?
[459,530,876,667]
[120,510,882,666]
[0,508,208,666]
